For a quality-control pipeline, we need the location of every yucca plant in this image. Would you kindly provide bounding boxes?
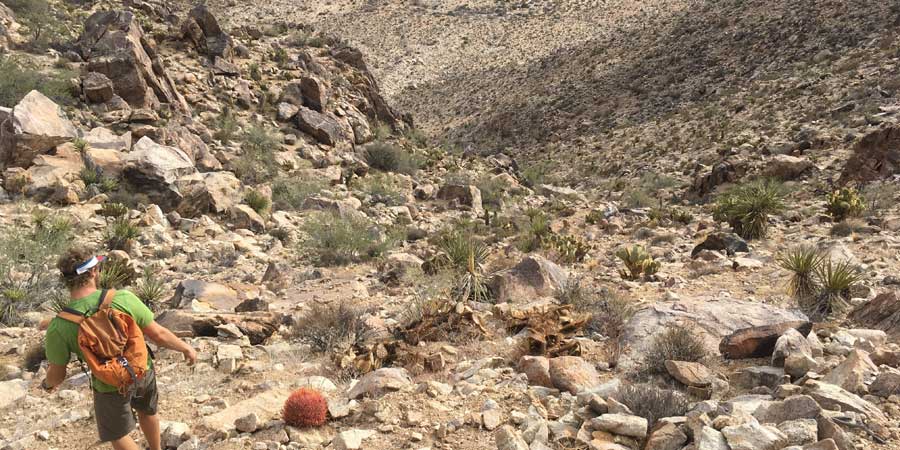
[79,166,101,186]
[616,245,660,281]
[105,217,140,251]
[808,259,862,321]
[98,258,134,289]
[434,232,492,303]
[99,202,129,218]
[518,209,552,252]
[713,179,785,240]
[134,268,165,310]
[777,246,824,301]
[825,187,865,221]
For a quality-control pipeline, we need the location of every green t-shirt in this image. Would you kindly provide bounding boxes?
[45,289,154,393]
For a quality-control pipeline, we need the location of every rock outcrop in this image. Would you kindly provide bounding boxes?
[840,125,900,183]
[0,91,77,169]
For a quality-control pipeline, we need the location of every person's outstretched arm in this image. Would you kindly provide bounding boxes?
[142,321,197,365]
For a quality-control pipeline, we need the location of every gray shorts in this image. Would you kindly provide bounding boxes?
[93,370,158,442]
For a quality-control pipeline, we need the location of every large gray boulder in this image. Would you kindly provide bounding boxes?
[180,4,233,60]
[123,137,196,209]
[176,171,242,218]
[296,107,343,146]
[78,10,189,112]
[618,298,808,370]
[488,255,568,304]
[0,91,77,169]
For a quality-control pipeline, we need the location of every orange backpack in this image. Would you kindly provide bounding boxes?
[57,290,149,393]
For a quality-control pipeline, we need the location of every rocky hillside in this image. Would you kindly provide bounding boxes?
[0,1,899,450]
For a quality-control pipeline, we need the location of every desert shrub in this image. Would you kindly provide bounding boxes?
[364,142,420,175]
[271,177,326,211]
[212,108,240,142]
[233,124,280,184]
[713,179,785,239]
[862,181,898,215]
[614,384,691,427]
[271,47,290,67]
[830,218,867,237]
[520,163,547,188]
[98,202,129,218]
[476,176,507,213]
[777,246,823,301]
[104,217,140,251]
[557,278,635,338]
[808,259,862,321]
[372,123,392,141]
[432,232,492,303]
[134,268,165,311]
[644,324,708,374]
[80,167,119,193]
[403,127,428,147]
[0,57,74,106]
[0,215,73,325]
[292,302,375,353]
[98,258,133,289]
[3,0,72,51]
[616,245,660,280]
[298,212,393,266]
[356,174,406,207]
[825,187,866,221]
[245,190,271,216]
[248,63,262,81]
[283,388,328,427]
[517,209,552,252]
[543,233,591,263]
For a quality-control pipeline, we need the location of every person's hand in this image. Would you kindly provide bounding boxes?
[181,346,197,366]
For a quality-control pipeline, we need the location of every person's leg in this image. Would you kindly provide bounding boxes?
[137,412,161,450]
[109,435,141,450]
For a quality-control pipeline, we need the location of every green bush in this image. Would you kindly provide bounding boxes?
[644,324,708,374]
[3,0,72,51]
[476,176,507,213]
[557,279,635,338]
[825,187,866,221]
[364,142,420,175]
[0,215,73,325]
[233,124,280,184]
[272,177,325,210]
[517,209,552,252]
[356,174,406,207]
[244,190,271,216]
[0,57,74,107]
[713,179,785,240]
[98,258,133,289]
[212,107,240,142]
[777,246,824,301]
[432,232,492,303]
[298,212,394,266]
[616,245,660,280]
[810,259,862,321]
[98,202,129,218]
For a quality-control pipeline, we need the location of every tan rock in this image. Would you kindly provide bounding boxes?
[665,360,714,387]
[549,356,599,394]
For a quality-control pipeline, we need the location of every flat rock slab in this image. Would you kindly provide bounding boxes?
[618,298,808,370]
[202,388,290,432]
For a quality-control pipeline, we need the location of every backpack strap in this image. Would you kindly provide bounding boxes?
[55,289,117,324]
[56,308,86,325]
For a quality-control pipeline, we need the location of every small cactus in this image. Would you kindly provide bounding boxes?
[282,388,328,428]
[615,245,661,281]
[825,187,865,221]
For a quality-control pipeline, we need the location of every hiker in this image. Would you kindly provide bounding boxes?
[40,247,197,450]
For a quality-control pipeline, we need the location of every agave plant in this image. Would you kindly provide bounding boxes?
[616,245,660,281]
[777,246,824,301]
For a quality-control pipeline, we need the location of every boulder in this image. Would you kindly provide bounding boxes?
[230,204,266,232]
[155,310,279,345]
[820,349,878,394]
[869,368,900,397]
[84,126,131,151]
[0,90,77,169]
[233,412,258,433]
[730,366,786,390]
[771,327,818,378]
[840,125,900,183]
[754,395,822,424]
[296,107,342,146]
[161,421,191,448]
[721,421,788,450]
[78,10,189,112]
[619,299,808,370]
[803,439,840,450]
[691,159,746,198]
[82,72,115,104]
[332,429,375,450]
[665,360,714,387]
[299,76,328,112]
[170,279,239,311]
[436,183,484,214]
[19,145,83,203]
[0,380,27,410]
[177,171,241,217]
[848,291,900,338]
[347,368,412,399]
[123,137,196,210]
[181,4,233,59]
[763,155,815,180]
[777,419,818,447]
[488,256,568,304]
[495,425,529,450]
[644,421,687,450]
[590,414,648,439]
[165,125,222,171]
[695,426,729,450]
[722,321,813,360]
[691,232,749,257]
[548,356,600,394]
[803,380,886,422]
[519,355,553,388]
